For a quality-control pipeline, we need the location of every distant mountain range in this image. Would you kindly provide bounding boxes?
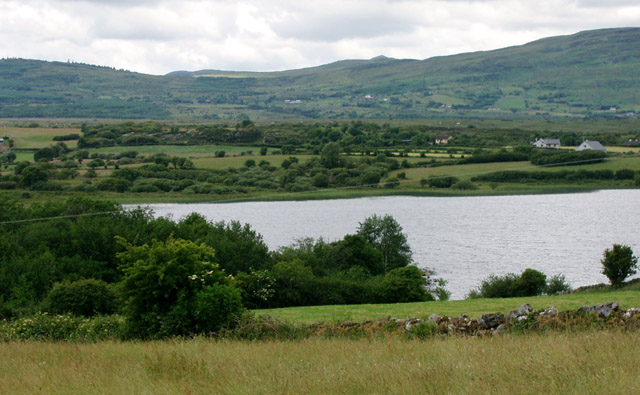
[1,28,639,120]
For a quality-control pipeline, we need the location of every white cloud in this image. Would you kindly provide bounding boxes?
[0,0,637,75]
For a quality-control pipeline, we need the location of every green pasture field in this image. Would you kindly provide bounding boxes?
[92,144,263,156]
[0,127,79,149]
[396,155,640,182]
[191,154,316,170]
[1,332,639,393]
[255,289,640,324]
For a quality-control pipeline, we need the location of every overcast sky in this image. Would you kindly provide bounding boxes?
[1,0,638,75]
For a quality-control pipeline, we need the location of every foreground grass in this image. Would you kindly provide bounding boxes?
[1,331,639,394]
[256,290,640,324]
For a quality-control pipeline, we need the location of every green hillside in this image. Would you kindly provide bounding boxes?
[1,28,639,120]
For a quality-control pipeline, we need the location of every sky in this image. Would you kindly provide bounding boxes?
[0,0,638,75]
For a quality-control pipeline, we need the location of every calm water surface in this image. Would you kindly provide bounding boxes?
[139,190,640,299]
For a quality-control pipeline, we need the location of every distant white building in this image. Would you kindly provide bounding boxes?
[435,135,452,144]
[576,140,606,152]
[531,138,561,148]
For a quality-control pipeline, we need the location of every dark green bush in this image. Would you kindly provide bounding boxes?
[452,180,477,190]
[473,268,554,298]
[30,181,67,191]
[427,176,458,188]
[461,151,529,164]
[477,273,521,298]
[43,279,118,317]
[530,150,605,166]
[0,181,17,189]
[545,274,572,295]
[601,244,638,287]
[313,173,330,188]
[381,266,432,303]
[615,169,636,180]
[118,236,242,338]
[193,284,244,334]
[518,268,547,296]
[96,178,131,192]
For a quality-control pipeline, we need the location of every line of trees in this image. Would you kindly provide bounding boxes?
[0,199,443,338]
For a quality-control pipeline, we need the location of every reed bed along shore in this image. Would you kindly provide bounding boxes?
[1,331,639,394]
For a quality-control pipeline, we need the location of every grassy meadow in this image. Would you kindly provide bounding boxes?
[1,331,639,394]
[1,126,79,149]
[256,289,640,324]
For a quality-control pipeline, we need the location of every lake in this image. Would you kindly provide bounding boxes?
[137,190,640,299]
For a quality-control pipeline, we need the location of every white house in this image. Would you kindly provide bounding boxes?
[576,140,606,152]
[531,138,561,148]
[435,135,452,144]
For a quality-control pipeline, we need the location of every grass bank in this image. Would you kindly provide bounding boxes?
[255,289,640,324]
[1,332,639,393]
[3,183,616,205]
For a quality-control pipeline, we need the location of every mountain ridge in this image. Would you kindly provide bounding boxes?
[1,27,639,120]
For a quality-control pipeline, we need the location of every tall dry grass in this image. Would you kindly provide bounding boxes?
[1,331,639,394]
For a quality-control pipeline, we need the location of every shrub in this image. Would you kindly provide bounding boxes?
[111,168,141,182]
[545,274,572,295]
[43,279,118,317]
[96,178,131,192]
[428,176,458,188]
[30,181,66,191]
[0,313,126,342]
[615,169,636,180]
[474,269,558,298]
[381,266,431,303]
[384,177,400,188]
[117,236,242,338]
[477,273,521,298]
[235,269,276,309]
[0,181,17,190]
[193,284,244,334]
[518,268,547,296]
[313,173,330,188]
[71,182,97,192]
[361,171,381,187]
[601,244,638,287]
[406,321,437,339]
[452,180,477,190]
[530,150,605,166]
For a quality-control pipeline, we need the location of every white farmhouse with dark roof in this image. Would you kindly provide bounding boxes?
[531,138,561,148]
[576,140,606,152]
[435,135,452,144]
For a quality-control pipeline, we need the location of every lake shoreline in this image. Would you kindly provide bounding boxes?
[143,189,640,299]
[116,184,627,205]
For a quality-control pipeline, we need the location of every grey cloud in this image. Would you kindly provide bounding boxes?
[272,8,421,42]
[57,0,165,4]
[90,18,192,41]
[577,0,640,6]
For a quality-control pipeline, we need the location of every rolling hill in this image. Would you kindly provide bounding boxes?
[1,28,639,120]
